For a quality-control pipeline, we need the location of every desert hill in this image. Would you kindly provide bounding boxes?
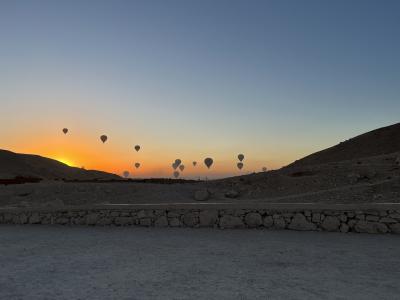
[0,149,120,181]
[1,122,400,208]
[216,122,400,203]
[286,122,400,168]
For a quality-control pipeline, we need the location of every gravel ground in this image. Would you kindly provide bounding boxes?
[0,226,400,300]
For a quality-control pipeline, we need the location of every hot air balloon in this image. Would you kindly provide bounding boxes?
[173,171,180,178]
[262,167,267,172]
[135,162,140,169]
[62,128,68,135]
[204,157,213,169]
[192,161,197,166]
[237,162,244,170]
[175,159,182,167]
[100,135,108,143]
[171,162,178,170]
[238,154,244,162]
[123,171,130,178]
[134,145,140,152]
[179,165,185,171]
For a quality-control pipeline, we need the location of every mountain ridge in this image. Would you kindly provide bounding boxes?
[285,122,400,168]
[0,149,120,180]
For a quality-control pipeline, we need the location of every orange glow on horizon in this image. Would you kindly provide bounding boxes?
[56,157,75,167]
[1,125,303,178]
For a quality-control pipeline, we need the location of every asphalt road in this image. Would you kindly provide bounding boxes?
[1,226,399,299]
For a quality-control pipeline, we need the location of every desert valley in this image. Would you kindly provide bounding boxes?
[1,122,399,208]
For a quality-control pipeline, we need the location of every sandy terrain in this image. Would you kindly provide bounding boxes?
[0,226,399,299]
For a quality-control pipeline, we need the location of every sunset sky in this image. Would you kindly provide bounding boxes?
[1,0,399,178]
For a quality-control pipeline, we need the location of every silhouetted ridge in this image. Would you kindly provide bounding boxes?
[0,149,120,180]
[287,122,400,167]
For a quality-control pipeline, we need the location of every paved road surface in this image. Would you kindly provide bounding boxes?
[1,226,399,299]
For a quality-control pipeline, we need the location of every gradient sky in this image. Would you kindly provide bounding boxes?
[1,0,399,178]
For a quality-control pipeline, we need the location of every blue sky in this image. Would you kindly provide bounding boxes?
[0,0,399,177]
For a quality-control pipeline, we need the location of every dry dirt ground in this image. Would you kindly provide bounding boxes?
[0,226,399,300]
[1,152,399,207]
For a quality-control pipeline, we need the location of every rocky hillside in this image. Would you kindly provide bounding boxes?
[0,149,120,180]
[215,122,400,203]
[287,122,400,167]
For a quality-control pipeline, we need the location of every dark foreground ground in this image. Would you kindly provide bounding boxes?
[2,151,400,208]
[0,226,399,299]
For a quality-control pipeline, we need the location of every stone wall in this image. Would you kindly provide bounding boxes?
[1,204,400,234]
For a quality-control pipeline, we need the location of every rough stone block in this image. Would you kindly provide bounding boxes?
[273,217,286,230]
[86,213,99,225]
[219,215,244,229]
[288,213,316,231]
[339,214,347,222]
[167,211,180,218]
[355,221,388,234]
[365,215,379,222]
[355,214,365,221]
[41,217,52,225]
[137,210,154,219]
[380,217,397,224]
[28,213,41,224]
[233,210,247,217]
[154,210,165,216]
[183,213,198,227]
[244,213,262,228]
[321,216,340,232]
[96,218,112,226]
[169,217,181,227]
[379,211,388,217]
[139,218,152,226]
[263,216,273,228]
[312,213,321,223]
[199,210,218,227]
[282,213,294,218]
[366,211,379,216]
[389,223,400,234]
[114,217,134,226]
[55,217,69,225]
[154,216,168,227]
[389,213,400,220]
[348,219,357,228]
[19,214,28,224]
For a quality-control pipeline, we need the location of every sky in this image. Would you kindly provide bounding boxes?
[0,0,399,178]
